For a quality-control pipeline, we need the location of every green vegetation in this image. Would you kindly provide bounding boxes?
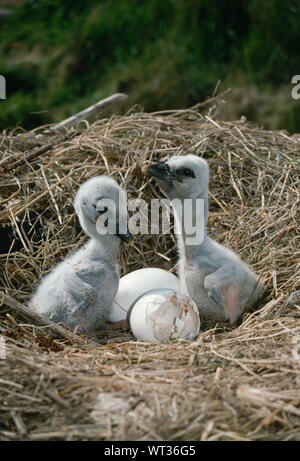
[0,0,299,131]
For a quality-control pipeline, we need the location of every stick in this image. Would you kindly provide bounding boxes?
[0,292,87,346]
[190,88,231,110]
[50,93,128,132]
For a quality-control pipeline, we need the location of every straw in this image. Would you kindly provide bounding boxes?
[0,101,299,440]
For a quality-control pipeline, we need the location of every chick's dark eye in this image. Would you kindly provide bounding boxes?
[98,206,108,215]
[177,167,195,178]
[184,168,195,177]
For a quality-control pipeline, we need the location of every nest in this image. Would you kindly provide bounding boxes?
[0,102,299,441]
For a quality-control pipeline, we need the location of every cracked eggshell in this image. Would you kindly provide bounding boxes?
[108,268,180,322]
[129,288,200,343]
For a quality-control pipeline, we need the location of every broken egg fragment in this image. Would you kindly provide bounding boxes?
[129,288,200,343]
[108,268,180,322]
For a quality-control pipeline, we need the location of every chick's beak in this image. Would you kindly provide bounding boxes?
[143,162,177,181]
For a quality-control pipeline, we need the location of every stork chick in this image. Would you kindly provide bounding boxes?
[144,155,263,325]
[30,176,132,338]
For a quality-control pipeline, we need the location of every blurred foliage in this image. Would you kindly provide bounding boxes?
[0,0,299,131]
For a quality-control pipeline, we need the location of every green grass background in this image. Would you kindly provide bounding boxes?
[0,0,299,132]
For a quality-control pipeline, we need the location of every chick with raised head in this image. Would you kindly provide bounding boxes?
[30,176,132,337]
[145,155,263,325]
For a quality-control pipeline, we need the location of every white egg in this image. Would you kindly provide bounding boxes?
[129,288,200,343]
[108,268,180,322]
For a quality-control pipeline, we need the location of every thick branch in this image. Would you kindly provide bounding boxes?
[51,93,128,131]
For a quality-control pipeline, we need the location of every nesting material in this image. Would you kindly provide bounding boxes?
[91,392,131,427]
[129,288,200,343]
[0,101,299,441]
[109,268,180,322]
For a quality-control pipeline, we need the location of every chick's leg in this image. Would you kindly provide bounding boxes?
[204,267,241,325]
[105,319,129,330]
[62,272,97,316]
